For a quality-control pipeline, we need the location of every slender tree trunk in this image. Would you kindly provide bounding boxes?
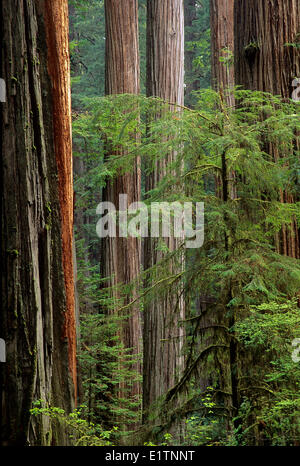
[194,0,236,435]
[143,0,185,433]
[0,0,76,445]
[103,0,142,413]
[234,0,300,259]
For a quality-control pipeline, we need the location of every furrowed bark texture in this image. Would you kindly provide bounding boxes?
[43,0,77,400]
[0,0,75,445]
[235,0,300,99]
[103,0,142,404]
[235,0,300,259]
[143,0,185,429]
[146,0,184,105]
[210,0,235,105]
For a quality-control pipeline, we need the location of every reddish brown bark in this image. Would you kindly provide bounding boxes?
[211,0,236,200]
[103,0,141,404]
[235,0,300,99]
[235,0,300,259]
[43,0,77,397]
[0,0,75,445]
[105,0,140,95]
[210,0,235,105]
[143,0,185,430]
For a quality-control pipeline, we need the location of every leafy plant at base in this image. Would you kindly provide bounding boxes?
[232,300,300,446]
[30,401,116,446]
[76,239,142,436]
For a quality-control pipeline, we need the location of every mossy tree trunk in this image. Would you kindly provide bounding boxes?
[0,0,76,446]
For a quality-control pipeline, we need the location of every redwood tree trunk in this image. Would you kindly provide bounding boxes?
[234,0,300,258]
[103,0,142,408]
[43,0,77,402]
[235,0,300,99]
[0,0,76,445]
[210,0,235,105]
[143,0,185,429]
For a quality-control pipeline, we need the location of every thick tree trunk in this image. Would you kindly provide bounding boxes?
[103,0,142,409]
[210,0,235,105]
[143,0,185,431]
[146,0,184,105]
[234,0,300,258]
[211,0,236,200]
[235,0,300,99]
[0,0,76,445]
[43,0,77,402]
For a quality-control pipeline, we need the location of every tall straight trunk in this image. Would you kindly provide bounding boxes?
[210,0,235,105]
[43,0,77,401]
[235,0,300,258]
[0,0,76,445]
[210,0,235,199]
[103,0,142,407]
[235,0,300,99]
[143,0,185,428]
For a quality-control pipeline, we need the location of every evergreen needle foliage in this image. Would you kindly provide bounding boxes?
[72,87,300,445]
